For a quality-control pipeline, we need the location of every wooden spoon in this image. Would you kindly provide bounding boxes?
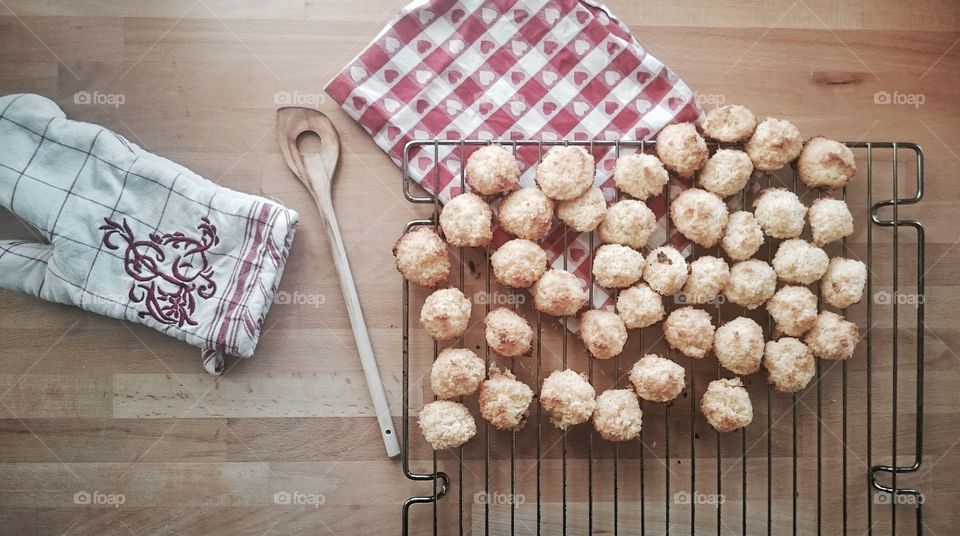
[276,106,401,458]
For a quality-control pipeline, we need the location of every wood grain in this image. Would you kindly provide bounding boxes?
[0,0,958,534]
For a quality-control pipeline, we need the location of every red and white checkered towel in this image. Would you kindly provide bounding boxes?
[326,0,702,310]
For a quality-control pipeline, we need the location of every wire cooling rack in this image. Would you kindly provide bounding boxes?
[399,139,925,535]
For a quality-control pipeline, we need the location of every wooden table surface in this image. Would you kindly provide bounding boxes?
[1,1,958,535]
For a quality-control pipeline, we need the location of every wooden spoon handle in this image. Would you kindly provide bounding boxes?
[321,200,401,458]
[276,107,401,458]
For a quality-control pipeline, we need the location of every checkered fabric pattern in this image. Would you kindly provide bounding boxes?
[0,94,299,375]
[326,0,702,311]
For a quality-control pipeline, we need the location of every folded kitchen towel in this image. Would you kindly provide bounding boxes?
[326,0,701,310]
[0,94,299,374]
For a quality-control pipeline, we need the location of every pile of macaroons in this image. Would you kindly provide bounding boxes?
[398,104,867,450]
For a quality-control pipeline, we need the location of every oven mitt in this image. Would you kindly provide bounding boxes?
[0,93,299,375]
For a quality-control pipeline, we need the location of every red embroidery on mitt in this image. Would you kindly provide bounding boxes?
[100,217,220,327]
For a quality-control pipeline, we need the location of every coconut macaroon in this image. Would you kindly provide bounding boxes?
[700,104,758,142]
[699,149,754,198]
[798,137,856,190]
[643,246,689,296]
[418,400,477,450]
[540,369,597,430]
[535,145,595,200]
[681,256,730,305]
[670,188,729,248]
[745,117,803,171]
[593,389,643,442]
[490,239,547,288]
[753,188,808,239]
[656,122,709,177]
[821,257,868,309]
[465,144,521,196]
[616,283,666,329]
[420,288,472,341]
[598,199,657,249]
[479,366,534,431]
[700,378,753,433]
[593,244,645,289]
[484,307,534,357]
[808,197,854,246]
[772,239,829,285]
[724,260,777,310]
[394,226,450,287]
[763,338,815,393]
[628,354,686,403]
[580,309,629,360]
[721,211,765,261]
[557,186,608,232]
[439,192,493,247]
[613,152,669,200]
[804,310,860,360]
[431,348,486,399]
[531,269,588,317]
[714,317,765,375]
[497,187,555,241]
[766,285,819,337]
[663,306,716,359]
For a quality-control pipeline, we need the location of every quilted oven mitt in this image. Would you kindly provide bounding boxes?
[0,94,299,375]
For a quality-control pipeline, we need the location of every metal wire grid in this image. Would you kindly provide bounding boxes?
[400,139,925,535]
